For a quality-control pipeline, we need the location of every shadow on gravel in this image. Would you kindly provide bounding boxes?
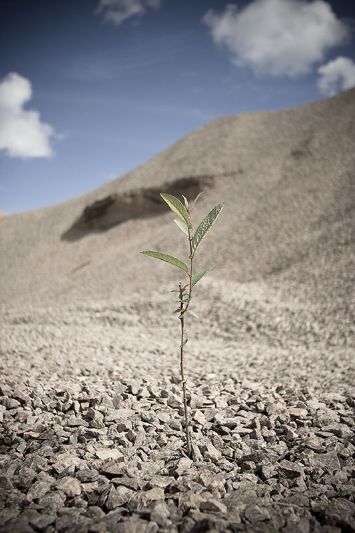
[61,175,214,241]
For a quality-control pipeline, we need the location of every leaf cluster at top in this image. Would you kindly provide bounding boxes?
[141,193,224,285]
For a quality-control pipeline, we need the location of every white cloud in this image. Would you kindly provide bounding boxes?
[0,72,54,159]
[203,0,349,77]
[96,0,161,26]
[318,56,355,95]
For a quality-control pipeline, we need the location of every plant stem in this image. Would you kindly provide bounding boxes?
[184,232,194,315]
[179,281,192,458]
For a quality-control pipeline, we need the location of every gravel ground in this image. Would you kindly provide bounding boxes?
[1,287,354,533]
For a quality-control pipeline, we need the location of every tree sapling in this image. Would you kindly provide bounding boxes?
[141,193,224,458]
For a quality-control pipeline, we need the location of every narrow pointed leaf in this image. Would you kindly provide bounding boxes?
[192,266,214,287]
[160,193,191,227]
[174,218,189,236]
[141,251,188,273]
[189,310,199,320]
[182,195,189,209]
[193,191,204,207]
[192,203,224,253]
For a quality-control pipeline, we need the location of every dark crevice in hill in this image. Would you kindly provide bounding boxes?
[61,175,214,241]
[289,135,313,159]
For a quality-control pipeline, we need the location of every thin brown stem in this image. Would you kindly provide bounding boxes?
[177,209,195,458]
[183,228,194,315]
[179,282,192,457]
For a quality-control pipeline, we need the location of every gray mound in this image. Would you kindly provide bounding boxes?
[0,89,354,532]
[0,87,354,312]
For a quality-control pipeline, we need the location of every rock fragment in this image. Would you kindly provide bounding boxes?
[200,498,227,514]
[95,448,124,461]
[26,480,52,501]
[278,460,304,479]
[288,407,308,418]
[56,476,81,497]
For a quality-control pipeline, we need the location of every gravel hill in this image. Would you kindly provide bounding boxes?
[0,89,354,532]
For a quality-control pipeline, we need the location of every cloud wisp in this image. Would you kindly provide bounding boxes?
[96,0,161,26]
[318,56,355,95]
[203,0,349,78]
[0,73,54,159]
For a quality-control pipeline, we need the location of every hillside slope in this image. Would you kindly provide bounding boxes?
[0,88,354,313]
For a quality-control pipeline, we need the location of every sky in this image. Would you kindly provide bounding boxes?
[1,0,355,213]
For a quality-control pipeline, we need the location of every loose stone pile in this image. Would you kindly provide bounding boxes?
[1,377,354,532]
[0,300,354,532]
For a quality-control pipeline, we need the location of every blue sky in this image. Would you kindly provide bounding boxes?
[1,0,354,213]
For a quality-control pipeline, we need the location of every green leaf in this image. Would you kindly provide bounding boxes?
[174,218,189,236]
[160,193,191,227]
[189,310,199,320]
[192,266,214,286]
[141,251,188,273]
[192,203,224,253]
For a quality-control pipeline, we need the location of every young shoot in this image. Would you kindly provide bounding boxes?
[141,193,224,459]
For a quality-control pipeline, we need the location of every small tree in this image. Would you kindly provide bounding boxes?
[141,193,224,458]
